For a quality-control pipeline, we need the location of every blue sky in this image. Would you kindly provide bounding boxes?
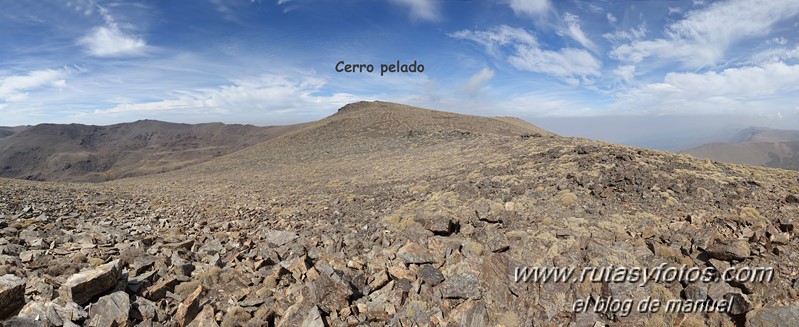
[2,0,799,144]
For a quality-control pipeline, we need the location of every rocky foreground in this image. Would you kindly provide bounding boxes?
[1,102,799,326]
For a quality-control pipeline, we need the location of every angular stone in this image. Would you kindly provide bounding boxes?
[18,301,63,326]
[786,194,799,204]
[220,306,251,327]
[60,260,121,305]
[188,305,220,327]
[448,299,488,327]
[127,270,156,295]
[308,266,354,313]
[746,306,799,327]
[176,286,203,327]
[425,216,456,236]
[440,273,481,300]
[54,301,88,323]
[418,264,444,286]
[87,291,130,327]
[397,242,436,264]
[266,230,299,247]
[130,296,158,322]
[725,292,752,315]
[388,265,415,281]
[368,270,390,291]
[171,252,196,277]
[706,239,750,261]
[682,284,707,300]
[0,274,26,319]
[474,228,509,253]
[300,306,324,327]
[131,256,157,276]
[143,276,180,301]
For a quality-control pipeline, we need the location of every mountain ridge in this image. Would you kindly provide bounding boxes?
[684,126,799,170]
[0,101,552,182]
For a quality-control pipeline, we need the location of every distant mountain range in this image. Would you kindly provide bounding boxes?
[683,127,799,170]
[0,120,306,182]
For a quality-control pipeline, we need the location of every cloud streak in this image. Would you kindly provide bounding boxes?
[78,5,150,57]
[613,61,799,115]
[460,67,495,97]
[450,25,600,85]
[92,74,362,123]
[507,0,551,18]
[610,0,799,68]
[389,0,441,22]
[563,13,598,52]
[0,69,67,103]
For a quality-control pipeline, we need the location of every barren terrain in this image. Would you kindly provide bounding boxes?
[0,120,305,182]
[684,127,799,171]
[1,101,799,326]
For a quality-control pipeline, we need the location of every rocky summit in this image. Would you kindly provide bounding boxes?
[1,101,799,326]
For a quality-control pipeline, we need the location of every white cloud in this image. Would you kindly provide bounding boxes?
[606,13,617,24]
[449,25,537,57]
[507,0,551,18]
[389,0,441,22]
[750,44,799,63]
[610,0,799,68]
[0,69,67,103]
[770,36,788,45]
[613,65,636,83]
[613,61,799,115]
[509,47,600,85]
[603,23,647,43]
[460,67,495,97]
[95,74,361,118]
[450,25,600,85]
[563,13,598,52]
[78,5,149,57]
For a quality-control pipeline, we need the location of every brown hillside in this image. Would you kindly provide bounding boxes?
[1,101,798,326]
[0,120,305,182]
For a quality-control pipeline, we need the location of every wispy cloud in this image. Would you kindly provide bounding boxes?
[613,61,799,115]
[613,65,636,84]
[563,13,597,52]
[92,74,361,123]
[460,67,495,97]
[750,44,799,63]
[507,0,551,18]
[603,23,647,43]
[610,0,799,68]
[389,0,441,22]
[450,25,600,85]
[606,13,617,24]
[0,69,68,103]
[78,5,150,57]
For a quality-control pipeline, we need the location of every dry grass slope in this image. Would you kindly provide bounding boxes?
[1,101,798,326]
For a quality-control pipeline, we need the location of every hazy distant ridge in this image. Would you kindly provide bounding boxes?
[684,127,799,170]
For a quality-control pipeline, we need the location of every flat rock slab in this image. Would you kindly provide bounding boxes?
[60,260,121,305]
[397,242,436,264]
[0,274,26,319]
[706,239,750,261]
[440,273,482,300]
[176,286,203,327]
[266,230,299,247]
[746,306,799,327]
[87,291,131,327]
